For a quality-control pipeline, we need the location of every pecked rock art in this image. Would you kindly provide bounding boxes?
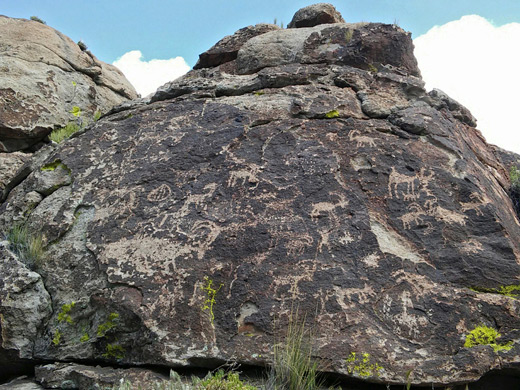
[2,3,520,388]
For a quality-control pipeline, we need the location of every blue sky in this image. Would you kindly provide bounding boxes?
[2,1,520,152]
[2,0,520,65]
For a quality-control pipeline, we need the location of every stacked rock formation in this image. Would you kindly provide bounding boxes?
[1,4,520,389]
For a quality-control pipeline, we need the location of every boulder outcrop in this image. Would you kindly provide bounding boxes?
[0,15,137,152]
[1,4,520,389]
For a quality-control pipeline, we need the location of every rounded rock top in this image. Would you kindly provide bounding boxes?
[288,3,345,28]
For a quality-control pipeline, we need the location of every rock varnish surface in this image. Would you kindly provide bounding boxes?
[2,4,520,388]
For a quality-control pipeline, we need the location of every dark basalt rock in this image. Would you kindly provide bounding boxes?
[1,4,520,389]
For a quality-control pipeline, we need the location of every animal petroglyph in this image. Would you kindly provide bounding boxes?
[388,167,436,203]
[310,193,349,221]
[349,130,376,148]
[400,203,426,230]
[461,192,488,216]
[227,166,260,188]
[388,167,418,200]
[429,205,466,226]
[147,184,172,203]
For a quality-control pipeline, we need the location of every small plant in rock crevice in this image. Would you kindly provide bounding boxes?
[97,312,120,337]
[464,325,513,352]
[103,343,125,360]
[509,166,520,216]
[57,301,76,324]
[30,16,46,24]
[4,224,44,266]
[202,276,223,326]
[345,352,383,378]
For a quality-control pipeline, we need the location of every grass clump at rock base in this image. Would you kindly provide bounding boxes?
[111,369,257,390]
[266,310,327,390]
[464,325,513,353]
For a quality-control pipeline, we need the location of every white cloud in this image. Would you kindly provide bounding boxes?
[414,16,520,154]
[113,50,190,97]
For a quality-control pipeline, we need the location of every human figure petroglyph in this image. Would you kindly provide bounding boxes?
[349,130,376,148]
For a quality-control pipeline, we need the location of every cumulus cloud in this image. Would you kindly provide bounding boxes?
[113,50,190,97]
[414,16,520,153]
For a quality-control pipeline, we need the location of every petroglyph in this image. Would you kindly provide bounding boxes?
[310,193,349,221]
[270,229,314,256]
[460,239,484,254]
[400,203,426,229]
[461,192,488,216]
[227,166,260,187]
[147,184,172,203]
[388,167,436,203]
[381,291,430,341]
[349,130,376,148]
[191,220,222,259]
[429,205,466,226]
[388,167,417,200]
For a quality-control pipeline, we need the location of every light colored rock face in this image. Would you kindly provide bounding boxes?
[35,363,169,389]
[287,3,345,28]
[0,152,31,193]
[0,16,138,152]
[0,243,51,375]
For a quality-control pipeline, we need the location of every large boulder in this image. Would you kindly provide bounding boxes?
[0,15,138,152]
[1,4,520,388]
[287,3,345,28]
[194,23,280,70]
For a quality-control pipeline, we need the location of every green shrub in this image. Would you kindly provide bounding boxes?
[509,166,520,216]
[197,370,257,390]
[77,40,88,51]
[5,224,44,266]
[30,16,46,24]
[49,122,80,143]
[464,325,513,352]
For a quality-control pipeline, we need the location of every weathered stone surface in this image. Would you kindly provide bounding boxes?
[0,243,52,379]
[36,363,169,389]
[0,378,44,390]
[0,151,31,194]
[1,4,520,389]
[0,16,138,152]
[288,3,345,28]
[194,24,280,70]
[236,23,420,76]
